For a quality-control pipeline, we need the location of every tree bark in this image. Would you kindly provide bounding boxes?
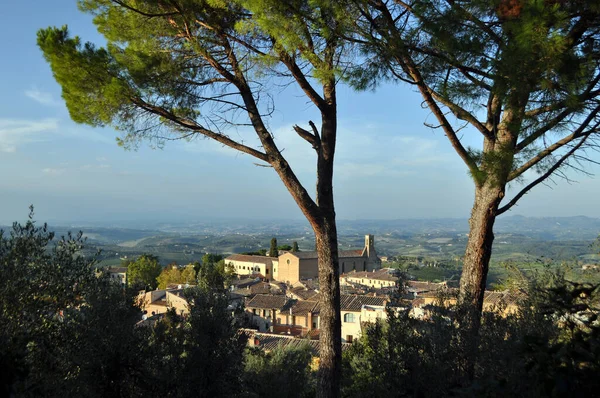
[315,82,341,398]
[457,183,504,379]
[315,219,341,398]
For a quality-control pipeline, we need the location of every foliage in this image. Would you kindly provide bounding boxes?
[292,241,299,252]
[143,287,246,397]
[127,254,162,290]
[243,343,315,398]
[0,211,150,396]
[241,249,267,256]
[157,263,197,289]
[278,244,293,251]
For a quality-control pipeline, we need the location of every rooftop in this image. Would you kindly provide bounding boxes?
[225,254,275,265]
[343,268,399,282]
[239,329,351,355]
[340,294,387,311]
[285,249,364,260]
[246,294,289,310]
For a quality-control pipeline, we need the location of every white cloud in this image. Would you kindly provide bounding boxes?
[42,168,65,176]
[24,88,61,107]
[80,163,111,171]
[0,118,59,152]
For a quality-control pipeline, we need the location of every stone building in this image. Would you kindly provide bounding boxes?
[274,234,381,284]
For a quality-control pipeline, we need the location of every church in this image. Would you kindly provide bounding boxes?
[226,235,381,284]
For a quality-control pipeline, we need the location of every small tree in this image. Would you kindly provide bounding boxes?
[292,241,300,252]
[269,237,278,258]
[156,264,183,289]
[127,254,162,290]
[181,264,197,285]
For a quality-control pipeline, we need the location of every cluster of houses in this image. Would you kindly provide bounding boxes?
[107,234,521,353]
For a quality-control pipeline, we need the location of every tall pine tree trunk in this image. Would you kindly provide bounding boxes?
[315,218,341,398]
[457,183,504,378]
[314,86,341,398]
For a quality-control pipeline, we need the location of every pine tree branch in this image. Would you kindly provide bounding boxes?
[280,53,329,112]
[429,89,492,139]
[110,0,179,18]
[369,1,480,175]
[293,123,321,150]
[509,106,600,181]
[498,128,597,216]
[132,97,270,162]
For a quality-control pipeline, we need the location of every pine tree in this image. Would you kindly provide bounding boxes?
[292,241,299,252]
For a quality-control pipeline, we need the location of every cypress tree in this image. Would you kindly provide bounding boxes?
[269,238,278,258]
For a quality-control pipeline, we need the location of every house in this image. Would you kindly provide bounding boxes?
[275,235,381,284]
[247,292,388,343]
[245,294,291,332]
[139,288,190,317]
[225,254,277,281]
[409,288,522,319]
[341,268,399,290]
[340,295,388,343]
[273,299,321,336]
[106,266,127,286]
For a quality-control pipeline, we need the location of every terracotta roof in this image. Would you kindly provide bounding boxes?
[339,249,365,258]
[286,249,365,260]
[483,290,522,307]
[407,280,448,294]
[288,286,319,300]
[343,268,399,282]
[231,277,262,288]
[340,294,387,311]
[233,281,274,297]
[239,329,351,355]
[225,254,275,265]
[246,294,289,310]
[289,300,320,316]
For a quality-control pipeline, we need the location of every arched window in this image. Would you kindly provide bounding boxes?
[344,313,355,323]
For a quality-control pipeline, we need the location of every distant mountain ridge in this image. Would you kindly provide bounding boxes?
[2,215,599,242]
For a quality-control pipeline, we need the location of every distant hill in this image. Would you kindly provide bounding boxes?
[2,215,598,243]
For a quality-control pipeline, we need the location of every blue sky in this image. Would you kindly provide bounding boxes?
[1,1,599,225]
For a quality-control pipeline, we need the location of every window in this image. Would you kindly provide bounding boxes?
[344,313,355,323]
[341,262,345,273]
[287,259,290,265]
[363,261,366,271]
[266,269,269,274]
[346,335,353,343]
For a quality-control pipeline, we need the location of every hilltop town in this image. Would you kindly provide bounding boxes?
[107,234,521,350]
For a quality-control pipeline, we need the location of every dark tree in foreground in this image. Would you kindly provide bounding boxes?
[38,2,354,394]
[0,212,147,396]
[269,237,278,258]
[354,0,600,363]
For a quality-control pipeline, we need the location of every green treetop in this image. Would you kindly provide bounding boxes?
[127,254,162,290]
